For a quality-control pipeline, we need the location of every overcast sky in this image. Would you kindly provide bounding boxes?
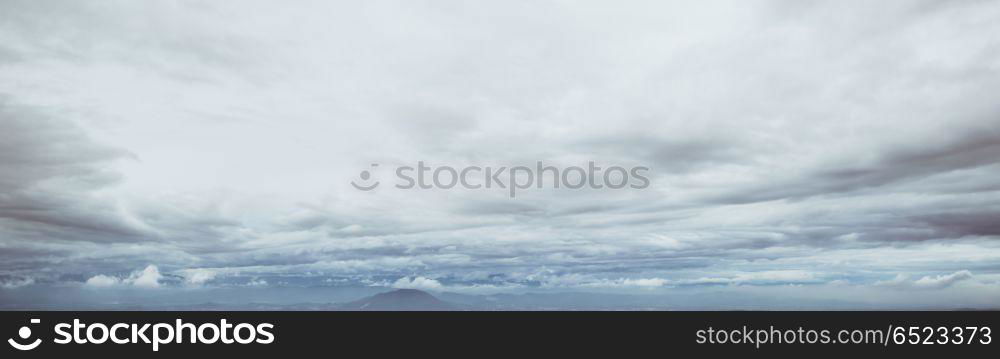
[2,0,1000,308]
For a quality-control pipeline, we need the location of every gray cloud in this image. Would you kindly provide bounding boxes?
[0,101,142,243]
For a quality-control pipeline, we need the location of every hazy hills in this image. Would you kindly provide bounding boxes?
[337,289,456,311]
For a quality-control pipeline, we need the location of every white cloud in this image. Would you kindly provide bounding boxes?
[536,275,671,289]
[129,265,162,288]
[181,268,217,285]
[392,276,443,291]
[914,270,974,289]
[0,277,35,289]
[876,270,974,290]
[622,278,669,287]
[85,275,122,287]
[84,265,162,288]
[630,271,817,286]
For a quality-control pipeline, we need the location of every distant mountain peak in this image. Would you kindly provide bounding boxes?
[338,288,455,311]
[379,288,435,297]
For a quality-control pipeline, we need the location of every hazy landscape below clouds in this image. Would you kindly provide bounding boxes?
[2,0,1000,310]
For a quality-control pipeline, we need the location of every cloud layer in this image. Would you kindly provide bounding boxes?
[1,0,999,308]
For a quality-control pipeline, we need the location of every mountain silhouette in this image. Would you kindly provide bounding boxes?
[337,289,456,311]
